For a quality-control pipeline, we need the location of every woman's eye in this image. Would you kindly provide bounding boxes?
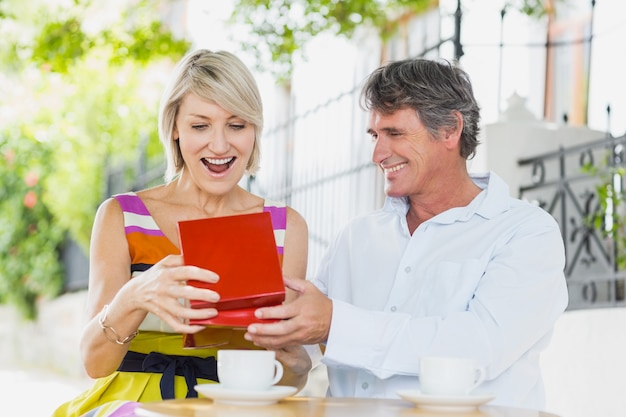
[230,123,245,130]
[192,124,208,130]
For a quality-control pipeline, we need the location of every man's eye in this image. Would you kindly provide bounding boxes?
[368,134,378,142]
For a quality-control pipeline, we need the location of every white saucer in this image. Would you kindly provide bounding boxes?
[194,384,298,406]
[397,390,495,412]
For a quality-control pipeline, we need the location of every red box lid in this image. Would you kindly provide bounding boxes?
[177,212,285,327]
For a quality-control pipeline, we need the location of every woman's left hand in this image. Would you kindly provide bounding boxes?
[274,345,312,390]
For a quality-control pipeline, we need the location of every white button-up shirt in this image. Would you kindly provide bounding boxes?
[311,171,568,410]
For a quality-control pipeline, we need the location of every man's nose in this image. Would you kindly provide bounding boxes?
[371,136,390,164]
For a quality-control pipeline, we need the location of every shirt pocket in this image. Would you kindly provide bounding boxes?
[418,260,484,315]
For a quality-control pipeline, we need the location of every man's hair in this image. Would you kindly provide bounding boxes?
[360,58,481,159]
[158,49,263,182]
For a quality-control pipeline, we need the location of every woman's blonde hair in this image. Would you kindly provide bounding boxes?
[158,49,263,182]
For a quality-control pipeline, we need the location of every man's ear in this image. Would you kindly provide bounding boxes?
[442,111,463,151]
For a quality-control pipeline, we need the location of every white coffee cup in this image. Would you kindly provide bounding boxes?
[217,349,283,391]
[419,356,486,396]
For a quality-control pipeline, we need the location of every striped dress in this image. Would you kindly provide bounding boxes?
[52,192,287,417]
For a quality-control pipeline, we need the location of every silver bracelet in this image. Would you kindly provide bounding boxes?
[98,304,138,345]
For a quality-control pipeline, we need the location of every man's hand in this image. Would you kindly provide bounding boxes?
[244,277,332,349]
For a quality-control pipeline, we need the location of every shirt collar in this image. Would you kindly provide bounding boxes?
[382,171,512,222]
[472,171,512,219]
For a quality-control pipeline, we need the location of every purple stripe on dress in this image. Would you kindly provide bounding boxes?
[125,225,165,236]
[114,193,151,216]
[108,401,141,417]
[264,205,287,230]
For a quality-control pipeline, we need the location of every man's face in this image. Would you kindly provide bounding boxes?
[367,108,451,199]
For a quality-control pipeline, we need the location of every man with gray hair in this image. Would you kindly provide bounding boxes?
[245,57,568,411]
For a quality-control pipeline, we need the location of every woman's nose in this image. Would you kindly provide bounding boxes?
[208,129,229,154]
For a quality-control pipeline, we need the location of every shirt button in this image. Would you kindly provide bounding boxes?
[362,382,369,390]
[390,306,397,312]
[405,266,411,273]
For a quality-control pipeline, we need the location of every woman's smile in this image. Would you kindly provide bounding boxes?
[202,156,236,174]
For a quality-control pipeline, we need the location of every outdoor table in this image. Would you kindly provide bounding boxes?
[135,396,560,417]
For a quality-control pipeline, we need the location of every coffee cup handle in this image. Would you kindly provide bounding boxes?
[271,360,284,385]
[470,367,486,392]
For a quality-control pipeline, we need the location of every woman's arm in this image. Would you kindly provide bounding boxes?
[79,197,143,378]
[79,198,223,378]
[274,206,311,389]
[282,206,308,293]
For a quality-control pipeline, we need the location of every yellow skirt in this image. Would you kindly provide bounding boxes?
[52,329,257,417]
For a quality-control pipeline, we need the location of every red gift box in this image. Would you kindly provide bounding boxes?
[177,212,285,328]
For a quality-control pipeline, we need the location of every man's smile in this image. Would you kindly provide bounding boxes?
[382,162,407,174]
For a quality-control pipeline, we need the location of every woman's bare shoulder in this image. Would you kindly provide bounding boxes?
[286,206,307,231]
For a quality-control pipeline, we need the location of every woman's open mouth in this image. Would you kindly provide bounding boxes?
[202,156,236,173]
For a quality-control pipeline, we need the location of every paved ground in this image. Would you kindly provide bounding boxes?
[0,367,91,416]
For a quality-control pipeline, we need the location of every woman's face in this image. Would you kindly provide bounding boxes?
[174,92,255,195]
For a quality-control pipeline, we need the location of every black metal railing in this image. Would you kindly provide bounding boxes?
[518,133,626,310]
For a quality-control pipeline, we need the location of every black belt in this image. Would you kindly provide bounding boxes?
[118,351,219,399]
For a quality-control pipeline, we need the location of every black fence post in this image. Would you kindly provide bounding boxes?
[453,0,464,61]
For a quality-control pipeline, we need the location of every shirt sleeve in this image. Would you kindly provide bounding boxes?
[321,213,568,381]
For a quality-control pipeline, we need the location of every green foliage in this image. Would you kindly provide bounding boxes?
[0,0,190,318]
[230,0,434,82]
[31,17,90,73]
[40,55,168,250]
[505,0,557,18]
[582,159,626,270]
[23,3,190,74]
[0,132,65,319]
[230,0,561,83]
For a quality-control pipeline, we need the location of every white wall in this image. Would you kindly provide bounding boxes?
[542,308,626,417]
[481,93,605,195]
[0,292,88,377]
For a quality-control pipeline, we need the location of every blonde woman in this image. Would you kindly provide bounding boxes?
[53,49,310,417]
